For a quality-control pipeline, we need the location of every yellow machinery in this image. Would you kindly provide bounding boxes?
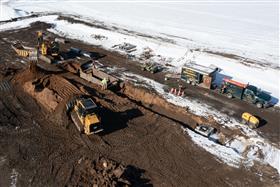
[11,42,35,57]
[69,97,103,135]
[241,112,259,129]
[37,31,60,57]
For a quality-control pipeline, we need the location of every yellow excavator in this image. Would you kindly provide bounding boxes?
[37,31,60,62]
[67,97,103,135]
[11,31,59,62]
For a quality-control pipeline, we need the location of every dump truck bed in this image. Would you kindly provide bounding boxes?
[11,42,35,57]
[79,67,119,87]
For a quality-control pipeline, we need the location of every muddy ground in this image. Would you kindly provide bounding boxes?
[0,20,279,186]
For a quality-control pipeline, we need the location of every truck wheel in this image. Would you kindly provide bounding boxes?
[227,93,233,99]
[256,102,263,108]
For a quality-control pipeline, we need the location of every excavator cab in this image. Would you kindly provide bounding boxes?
[71,98,103,135]
[49,41,60,56]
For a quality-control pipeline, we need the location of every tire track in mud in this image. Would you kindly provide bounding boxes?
[0,80,12,92]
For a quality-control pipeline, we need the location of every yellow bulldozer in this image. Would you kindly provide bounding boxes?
[67,97,103,135]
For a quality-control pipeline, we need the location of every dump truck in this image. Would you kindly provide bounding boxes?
[220,78,271,108]
[67,97,103,135]
[241,112,259,129]
[181,63,218,89]
[11,42,36,57]
[79,64,119,89]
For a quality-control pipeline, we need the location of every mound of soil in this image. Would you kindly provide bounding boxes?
[68,157,150,187]
[23,81,62,111]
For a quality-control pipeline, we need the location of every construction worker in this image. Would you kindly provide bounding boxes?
[101,77,109,90]
[178,83,183,92]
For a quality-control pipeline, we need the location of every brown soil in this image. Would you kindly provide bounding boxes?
[68,157,150,186]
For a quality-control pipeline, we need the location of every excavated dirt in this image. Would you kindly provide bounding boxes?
[68,157,150,186]
[0,20,279,187]
[23,81,62,111]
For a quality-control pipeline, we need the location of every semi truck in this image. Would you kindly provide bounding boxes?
[220,78,271,108]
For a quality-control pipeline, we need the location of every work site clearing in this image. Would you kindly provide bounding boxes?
[0,15,279,187]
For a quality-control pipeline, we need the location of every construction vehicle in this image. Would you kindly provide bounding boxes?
[37,31,60,63]
[67,97,103,135]
[79,63,120,89]
[194,124,216,137]
[11,42,36,57]
[241,112,259,129]
[12,32,60,64]
[181,63,218,89]
[141,63,161,74]
[220,78,271,108]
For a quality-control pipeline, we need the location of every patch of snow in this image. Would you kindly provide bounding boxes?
[0,15,58,31]
[0,2,28,21]
[183,127,242,168]
[10,169,18,187]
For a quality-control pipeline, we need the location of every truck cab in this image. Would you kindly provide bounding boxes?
[244,85,271,108]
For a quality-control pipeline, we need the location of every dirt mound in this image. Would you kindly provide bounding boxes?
[68,157,150,187]
[23,81,62,111]
[39,75,82,99]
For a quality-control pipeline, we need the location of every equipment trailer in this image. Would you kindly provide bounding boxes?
[181,63,218,89]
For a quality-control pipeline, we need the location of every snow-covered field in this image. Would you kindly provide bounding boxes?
[0,0,279,177]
